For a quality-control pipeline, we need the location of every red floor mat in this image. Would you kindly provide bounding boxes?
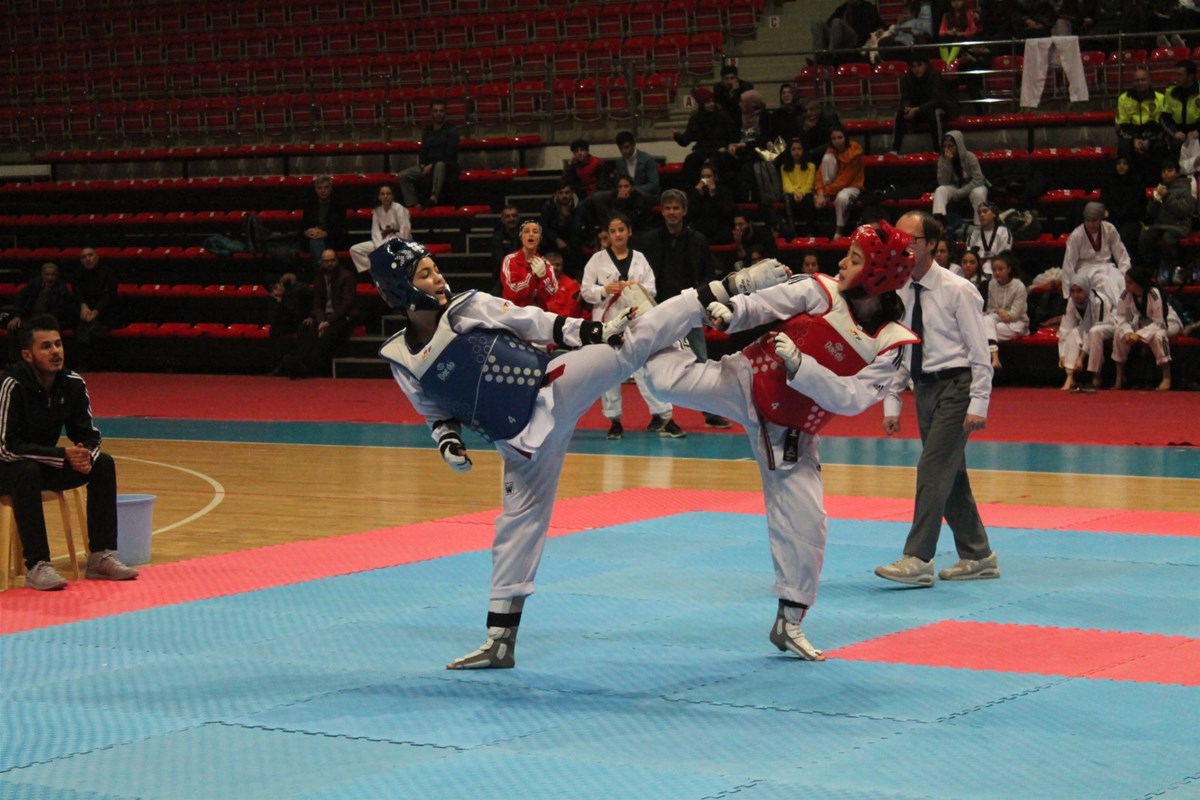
[832,620,1200,686]
[3,489,1195,635]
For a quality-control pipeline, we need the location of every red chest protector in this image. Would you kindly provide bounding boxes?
[743,274,915,434]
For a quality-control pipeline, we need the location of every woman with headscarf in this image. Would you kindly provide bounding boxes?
[1058,271,1115,392]
[672,86,738,188]
[725,89,770,203]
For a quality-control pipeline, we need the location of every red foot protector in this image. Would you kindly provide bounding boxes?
[832,620,1200,686]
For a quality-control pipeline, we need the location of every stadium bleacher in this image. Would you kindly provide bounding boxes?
[2,0,1198,382]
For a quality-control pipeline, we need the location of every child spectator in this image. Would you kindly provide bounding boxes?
[349,185,411,274]
[964,201,1010,277]
[934,237,962,275]
[959,249,988,300]
[1112,267,1183,390]
[579,214,685,440]
[1058,272,1115,392]
[1139,160,1196,286]
[983,251,1030,370]
[814,126,865,238]
[778,139,817,238]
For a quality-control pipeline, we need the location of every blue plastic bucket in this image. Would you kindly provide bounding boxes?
[116,494,156,565]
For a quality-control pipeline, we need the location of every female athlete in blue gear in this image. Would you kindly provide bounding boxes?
[369,239,788,669]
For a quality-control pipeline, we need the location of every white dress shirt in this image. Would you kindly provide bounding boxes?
[885,266,993,419]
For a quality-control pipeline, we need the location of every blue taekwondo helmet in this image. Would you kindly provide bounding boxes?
[368,238,448,313]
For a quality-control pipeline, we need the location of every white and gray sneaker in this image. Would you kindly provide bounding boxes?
[874,555,935,587]
[938,552,1000,581]
[25,560,68,591]
[769,609,825,661]
[86,550,139,581]
[446,628,517,670]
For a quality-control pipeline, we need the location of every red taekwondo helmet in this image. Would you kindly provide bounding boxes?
[847,220,915,296]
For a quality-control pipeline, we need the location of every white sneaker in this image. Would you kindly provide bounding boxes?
[874,555,935,587]
[25,561,68,591]
[938,552,1000,581]
[86,550,139,581]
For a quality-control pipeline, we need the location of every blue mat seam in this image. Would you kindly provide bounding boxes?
[215,720,466,751]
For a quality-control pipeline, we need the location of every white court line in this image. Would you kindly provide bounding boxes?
[112,455,226,535]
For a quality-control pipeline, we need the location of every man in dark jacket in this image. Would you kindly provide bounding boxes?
[72,247,121,369]
[0,314,138,590]
[891,55,959,154]
[713,64,756,121]
[398,100,460,208]
[7,262,75,334]
[635,189,732,428]
[6,262,76,362]
[270,249,358,378]
[299,175,349,267]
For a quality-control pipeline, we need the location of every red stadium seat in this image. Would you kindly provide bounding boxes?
[831,62,871,110]
[653,35,688,74]
[726,0,764,38]
[686,32,722,77]
[1149,46,1190,84]
[572,78,603,123]
[531,9,563,39]
[588,38,622,77]
[870,61,907,108]
[553,41,588,79]
[473,82,511,126]
[512,80,546,124]
[638,73,674,119]
[594,3,630,38]
[629,2,662,36]
[987,55,1023,99]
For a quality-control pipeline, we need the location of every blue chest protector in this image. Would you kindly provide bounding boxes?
[380,295,551,442]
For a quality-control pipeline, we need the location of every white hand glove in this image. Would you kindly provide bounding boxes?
[773,332,802,376]
[529,256,547,278]
[602,307,633,345]
[438,431,473,473]
[707,301,732,331]
[728,259,791,294]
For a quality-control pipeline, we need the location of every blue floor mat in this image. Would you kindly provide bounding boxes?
[3,511,1197,800]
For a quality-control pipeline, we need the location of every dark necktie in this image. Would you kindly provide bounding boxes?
[910,283,924,381]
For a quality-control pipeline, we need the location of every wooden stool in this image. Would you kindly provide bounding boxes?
[0,489,88,590]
